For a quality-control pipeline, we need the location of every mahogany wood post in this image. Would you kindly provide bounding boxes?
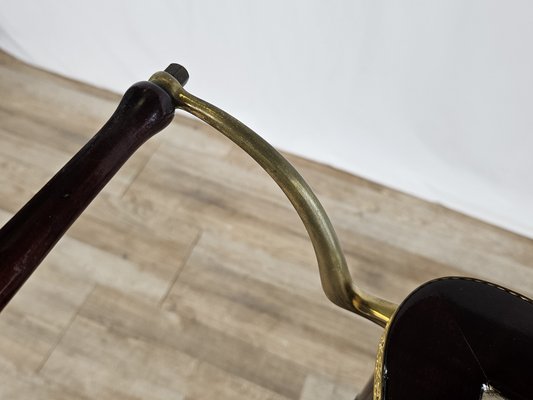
[0,81,175,310]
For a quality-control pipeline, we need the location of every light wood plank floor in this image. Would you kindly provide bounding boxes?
[1,51,532,399]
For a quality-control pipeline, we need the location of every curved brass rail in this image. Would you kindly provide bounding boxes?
[149,70,397,327]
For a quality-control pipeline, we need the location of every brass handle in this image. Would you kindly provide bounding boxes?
[150,68,397,327]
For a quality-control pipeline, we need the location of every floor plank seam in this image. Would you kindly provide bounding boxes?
[35,284,98,374]
[119,139,163,200]
[158,231,203,306]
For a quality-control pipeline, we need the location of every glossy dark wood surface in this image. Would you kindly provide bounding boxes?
[382,277,533,399]
[0,81,175,310]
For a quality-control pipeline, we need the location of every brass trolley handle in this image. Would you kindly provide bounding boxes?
[150,69,397,327]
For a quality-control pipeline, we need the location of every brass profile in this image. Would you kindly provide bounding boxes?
[149,70,397,329]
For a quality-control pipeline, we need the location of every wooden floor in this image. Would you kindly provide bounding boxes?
[1,51,533,399]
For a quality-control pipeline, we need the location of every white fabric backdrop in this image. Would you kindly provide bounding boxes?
[1,0,532,238]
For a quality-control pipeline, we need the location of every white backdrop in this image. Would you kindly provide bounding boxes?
[1,0,532,238]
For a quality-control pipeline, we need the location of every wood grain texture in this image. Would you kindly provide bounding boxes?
[0,51,532,399]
